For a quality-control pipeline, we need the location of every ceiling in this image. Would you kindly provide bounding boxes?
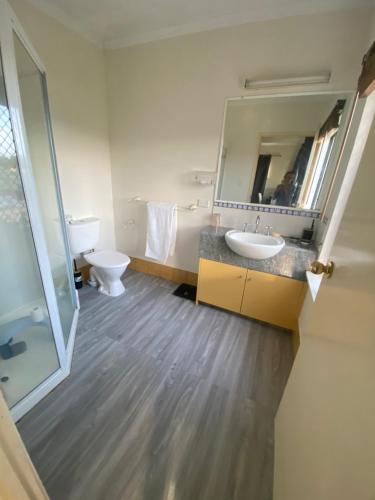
[28,0,374,49]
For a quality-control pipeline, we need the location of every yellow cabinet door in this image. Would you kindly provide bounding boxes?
[197,258,246,313]
[241,269,306,329]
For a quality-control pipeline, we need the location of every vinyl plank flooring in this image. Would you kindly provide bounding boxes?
[17,269,293,500]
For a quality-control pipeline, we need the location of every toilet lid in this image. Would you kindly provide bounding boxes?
[85,250,130,268]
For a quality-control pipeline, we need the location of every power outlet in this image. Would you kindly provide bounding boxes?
[198,199,210,208]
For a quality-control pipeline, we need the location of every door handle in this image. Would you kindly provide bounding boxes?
[310,260,335,278]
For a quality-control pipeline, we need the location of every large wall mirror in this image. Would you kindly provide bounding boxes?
[216,92,354,212]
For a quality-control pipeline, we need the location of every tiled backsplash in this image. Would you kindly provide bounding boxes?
[213,204,320,239]
[214,201,320,218]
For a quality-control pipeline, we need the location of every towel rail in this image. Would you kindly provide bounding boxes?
[129,196,198,212]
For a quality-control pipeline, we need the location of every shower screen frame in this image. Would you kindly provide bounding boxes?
[0,0,79,421]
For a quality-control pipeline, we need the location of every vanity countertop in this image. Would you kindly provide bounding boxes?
[199,226,318,281]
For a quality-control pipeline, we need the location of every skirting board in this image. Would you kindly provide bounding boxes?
[78,264,91,282]
[128,257,198,286]
[291,285,306,357]
[292,329,300,358]
[79,258,198,286]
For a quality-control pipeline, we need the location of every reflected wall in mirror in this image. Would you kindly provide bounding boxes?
[216,92,353,211]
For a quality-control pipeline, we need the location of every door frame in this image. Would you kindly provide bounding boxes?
[0,390,49,499]
[306,94,375,300]
[318,95,375,262]
[0,0,78,421]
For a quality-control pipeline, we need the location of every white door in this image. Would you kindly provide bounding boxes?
[274,92,375,499]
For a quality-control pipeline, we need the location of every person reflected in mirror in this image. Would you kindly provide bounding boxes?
[273,171,296,207]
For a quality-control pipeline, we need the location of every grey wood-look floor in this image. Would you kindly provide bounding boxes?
[17,270,293,500]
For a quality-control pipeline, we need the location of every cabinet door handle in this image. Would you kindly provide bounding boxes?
[247,277,252,281]
[236,275,243,279]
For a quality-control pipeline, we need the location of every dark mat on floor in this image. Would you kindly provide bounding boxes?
[173,283,197,302]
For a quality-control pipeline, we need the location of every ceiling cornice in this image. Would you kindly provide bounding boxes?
[104,0,374,50]
[27,0,374,51]
[27,0,103,47]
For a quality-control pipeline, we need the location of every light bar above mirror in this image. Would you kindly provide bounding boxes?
[244,74,331,90]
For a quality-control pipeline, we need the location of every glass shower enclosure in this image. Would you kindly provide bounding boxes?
[0,0,78,420]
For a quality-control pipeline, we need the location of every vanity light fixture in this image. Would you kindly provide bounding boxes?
[244,74,331,90]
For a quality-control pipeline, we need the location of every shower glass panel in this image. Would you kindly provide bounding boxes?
[13,34,76,346]
[0,50,60,408]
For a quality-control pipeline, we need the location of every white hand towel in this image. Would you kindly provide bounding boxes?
[145,202,177,264]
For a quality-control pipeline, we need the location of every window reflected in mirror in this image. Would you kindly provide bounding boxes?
[216,94,352,211]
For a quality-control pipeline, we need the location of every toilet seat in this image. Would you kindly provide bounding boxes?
[84,250,130,297]
[85,250,130,269]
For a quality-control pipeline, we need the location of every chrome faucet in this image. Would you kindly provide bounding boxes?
[254,215,261,233]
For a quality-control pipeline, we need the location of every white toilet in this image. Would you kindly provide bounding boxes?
[67,217,130,297]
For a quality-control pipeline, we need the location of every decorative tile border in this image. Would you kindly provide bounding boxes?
[213,201,320,218]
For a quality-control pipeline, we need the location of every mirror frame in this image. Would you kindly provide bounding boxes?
[214,90,355,217]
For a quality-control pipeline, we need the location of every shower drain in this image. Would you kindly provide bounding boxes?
[1,376,9,382]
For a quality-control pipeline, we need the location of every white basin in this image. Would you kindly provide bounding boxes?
[225,230,285,260]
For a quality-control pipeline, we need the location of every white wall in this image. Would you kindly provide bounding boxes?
[10,0,115,253]
[106,7,373,272]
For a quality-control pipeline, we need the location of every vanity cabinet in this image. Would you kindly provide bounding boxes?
[241,269,305,329]
[197,259,246,313]
[197,258,306,330]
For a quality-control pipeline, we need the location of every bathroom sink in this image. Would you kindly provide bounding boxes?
[225,230,285,260]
